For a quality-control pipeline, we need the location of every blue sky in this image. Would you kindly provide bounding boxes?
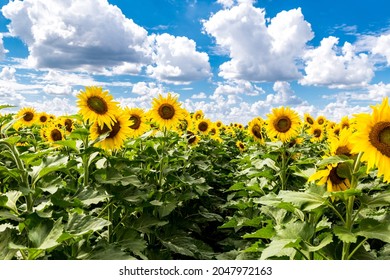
[0,0,390,124]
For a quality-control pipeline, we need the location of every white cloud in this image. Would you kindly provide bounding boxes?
[21,97,77,115]
[0,66,16,81]
[192,92,207,99]
[203,4,313,82]
[300,36,374,88]
[372,34,390,66]
[1,0,151,71]
[214,80,264,96]
[43,84,73,96]
[146,33,211,84]
[0,34,8,60]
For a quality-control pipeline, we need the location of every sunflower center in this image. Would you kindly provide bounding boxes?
[335,145,351,157]
[198,121,208,132]
[64,119,73,132]
[186,131,196,144]
[51,129,63,141]
[40,116,47,123]
[98,121,121,139]
[252,124,263,139]
[307,117,314,125]
[369,121,390,157]
[329,166,344,185]
[129,115,141,130]
[313,129,322,138]
[87,96,108,115]
[210,128,216,135]
[158,104,175,120]
[239,143,245,149]
[275,117,291,133]
[24,112,34,122]
[318,119,324,125]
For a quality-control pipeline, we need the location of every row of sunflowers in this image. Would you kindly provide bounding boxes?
[0,87,389,260]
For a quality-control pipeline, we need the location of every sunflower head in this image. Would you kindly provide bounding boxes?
[150,93,185,130]
[329,128,355,157]
[266,107,301,142]
[304,113,315,127]
[185,130,199,146]
[215,120,223,128]
[309,163,351,193]
[340,116,350,131]
[350,97,390,182]
[15,107,38,127]
[196,118,211,135]
[193,110,204,121]
[236,140,246,152]
[316,115,327,126]
[46,125,65,144]
[37,112,50,126]
[310,125,325,143]
[123,107,149,138]
[77,86,119,129]
[248,118,264,144]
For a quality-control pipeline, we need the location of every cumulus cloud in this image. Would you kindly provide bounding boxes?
[146,33,211,84]
[191,92,207,99]
[203,4,313,82]
[372,34,390,66]
[1,0,151,71]
[214,80,264,96]
[300,36,374,88]
[21,97,78,115]
[0,34,8,60]
[0,66,16,81]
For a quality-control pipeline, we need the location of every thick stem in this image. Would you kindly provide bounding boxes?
[158,128,167,188]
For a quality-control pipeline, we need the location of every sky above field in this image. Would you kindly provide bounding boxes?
[0,0,389,124]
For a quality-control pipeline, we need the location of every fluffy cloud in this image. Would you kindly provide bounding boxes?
[300,36,374,88]
[0,34,8,60]
[0,66,16,81]
[1,0,151,71]
[214,80,264,96]
[372,34,390,66]
[146,33,211,84]
[203,4,313,82]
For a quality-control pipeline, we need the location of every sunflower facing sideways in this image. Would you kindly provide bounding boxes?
[350,97,390,182]
[309,125,325,143]
[123,107,149,138]
[309,163,351,192]
[77,86,119,129]
[266,107,301,142]
[150,93,186,130]
[248,118,264,144]
[89,112,133,151]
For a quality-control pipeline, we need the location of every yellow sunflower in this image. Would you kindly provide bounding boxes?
[150,93,186,130]
[248,118,264,144]
[176,112,193,133]
[193,110,204,121]
[37,112,50,126]
[340,116,350,131]
[316,115,327,126]
[46,125,65,143]
[304,113,315,127]
[89,112,133,151]
[350,97,390,182]
[15,107,38,127]
[310,125,325,143]
[185,130,199,146]
[215,120,223,128]
[209,124,220,137]
[266,107,301,142]
[77,86,119,129]
[309,163,351,192]
[58,116,76,134]
[236,140,246,152]
[196,118,212,135]
[328,128,354,157]
[123,107,149,138]
[329,124,341,138]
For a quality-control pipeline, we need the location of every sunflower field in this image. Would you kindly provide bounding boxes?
[0,86,389,260]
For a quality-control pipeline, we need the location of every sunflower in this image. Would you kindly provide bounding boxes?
[350,97,390,182]
[196,118,211,135]
[236,140,246,152]
[266,107,301,142]
[209,124,220,137]
[248,118,264,144]
[46,125,65,143]
[123,107,149,138]
[308,163,351,192]
[328,128,354,157]
[176,111,193,133]
[37,112,50,126]
[329,124,341,138]
[193,110,204,121]
[310,125,325,143]
[150,93,186,130]
[15,107,38,127]
[316,115,327,126]
[77,86,119,129]
[304,113,315,127]
[340,116,350,131]
[89,112,133,151]
[185,130,199,146]
[58,116,76,134]
[215,120,223,128]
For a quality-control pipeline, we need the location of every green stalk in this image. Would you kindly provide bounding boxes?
[158,128,167,188]
[108,202,113,243]
[82,137,90,188]
[279,145,288,191]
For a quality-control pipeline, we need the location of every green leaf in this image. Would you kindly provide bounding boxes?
[29,155,68,185]
[333,225,357,243]
[160,236,198,257]
[242,223,275,239]
[54,140,78,152]
[317,155,351,167]
[65,213,110,236]
[0,104,15,110]
[278,189,327,211]
[304,232,333,252]
[127,214,168,233]
[361,191,390,207]
[260,239,298,260]
[356,218,390,243]
[74,188,110,206]
[158,202,177,218]
[28,218,64,250]
[0,191,22,213]
[0,228,18,260]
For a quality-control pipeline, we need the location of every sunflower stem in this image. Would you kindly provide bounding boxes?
[158,127,167,187]
[279,144,288,191]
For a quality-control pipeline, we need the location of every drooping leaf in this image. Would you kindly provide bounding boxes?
[356,218,390,243]
[65,213,110,236]
[28,218,64,250]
